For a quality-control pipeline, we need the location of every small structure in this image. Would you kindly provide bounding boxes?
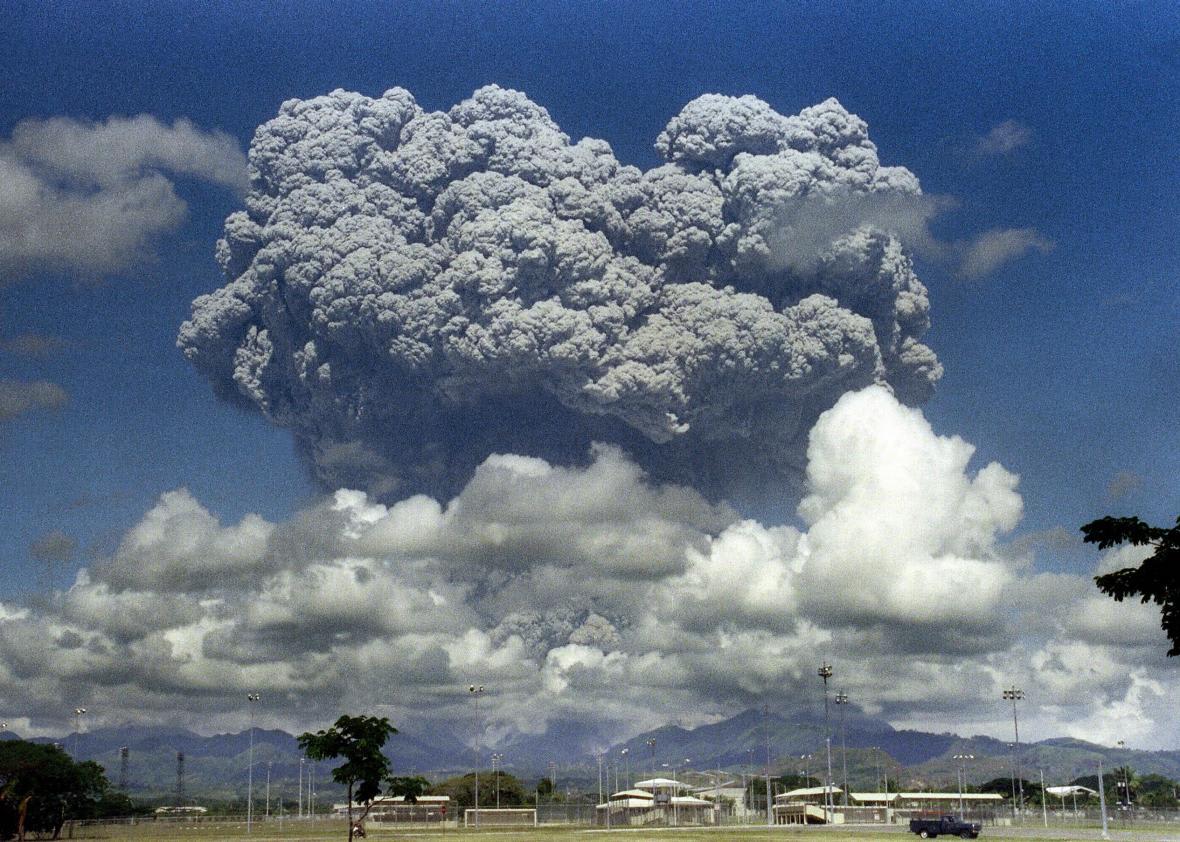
[338,795,451,826]
[153,806,208,819]
[773,786,844,824]
[596,777,717,826]
[773,789,1004,825]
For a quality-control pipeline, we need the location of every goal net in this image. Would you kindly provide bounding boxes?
[464,808,538,827]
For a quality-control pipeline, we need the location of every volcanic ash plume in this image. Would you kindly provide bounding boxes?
[179,86,941,500]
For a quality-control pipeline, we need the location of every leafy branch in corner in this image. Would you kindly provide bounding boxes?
[1082,515,1180,656]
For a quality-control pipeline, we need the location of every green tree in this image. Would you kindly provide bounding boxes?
[979,777,1035,800]
[1135,773,1178,809]
[1081,515,1180,655]
[0,741,110,841]
[385,776,430,803]
[298,715,398,842]
[427,772,527,807]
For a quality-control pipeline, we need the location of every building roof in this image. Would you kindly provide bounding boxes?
[1046,785,1097,797]
[896,792,1004,801]
[634,777,686,789]
[690,781,739,793]
[609,789,654,800]
[775,785,843,801]
[378,795,451,803]
[851,792,900,802]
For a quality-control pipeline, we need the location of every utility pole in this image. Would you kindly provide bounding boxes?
[468,684,485,827]
[1098,760,1110,840]
[176,752,185,804]
[835,692,850,806]
[246,692,260,832]
[1002,687,1024,820]
[119,747,129,791]
[764,704,772,828]
[819,662,834,816]
[1040,769,1048,827]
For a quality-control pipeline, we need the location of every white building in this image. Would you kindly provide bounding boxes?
[595,776,717,826]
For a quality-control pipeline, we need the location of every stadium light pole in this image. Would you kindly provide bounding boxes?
[1116,740,1131,806]
[1002,687,1024,819]
[744,748,755,824]
[621,746,629,789]
[764,704,772,828]
[818,662,834,816]
[952,754,974,819]
[468,684,485,827]
[492,752,504,808]
[72,707,86,759]
[1097,759,1110,840]
[835,692,850,806]
[246,693,260,833]
[647,737,656,779]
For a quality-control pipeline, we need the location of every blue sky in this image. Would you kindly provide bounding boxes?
[0,1,1177,743]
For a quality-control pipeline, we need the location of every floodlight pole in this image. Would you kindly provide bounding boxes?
[1002,687,1024,820]
[835,692,850,806]
[1039,768,1048,827]
[468,684,485,827]
[764,704,772,828]
[1098,760,1110,840]
[1116,740,1131,807]
[72,708,87,759]
[491,753,503,808]
[952,754,974,819]
[621,747,630,789]
[246,693,260,832]
[819,662,834,817]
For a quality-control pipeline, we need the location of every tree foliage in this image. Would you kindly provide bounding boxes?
[0,741,111,841]
[298,715,398,842]
[385,776,429,803]
[1082,515,1180,655]
[427,772,528,807]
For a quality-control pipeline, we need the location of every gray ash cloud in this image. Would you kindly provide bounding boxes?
[179,86,940,501]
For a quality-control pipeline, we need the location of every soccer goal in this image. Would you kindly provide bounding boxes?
[463,807,538,827]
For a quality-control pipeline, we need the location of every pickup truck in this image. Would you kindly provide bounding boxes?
[908,815,981,838]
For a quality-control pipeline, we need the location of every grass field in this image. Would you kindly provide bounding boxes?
[69,820,1180,842]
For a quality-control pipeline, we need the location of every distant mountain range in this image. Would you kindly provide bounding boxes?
[4,707,1174,803]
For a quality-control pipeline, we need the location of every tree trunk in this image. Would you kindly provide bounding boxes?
[16,795,30,842]
[347,782,353,842]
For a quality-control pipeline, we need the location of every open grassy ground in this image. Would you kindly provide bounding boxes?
[68,821,1180,842]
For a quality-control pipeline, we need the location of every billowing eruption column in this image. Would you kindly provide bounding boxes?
[179,86,941,501]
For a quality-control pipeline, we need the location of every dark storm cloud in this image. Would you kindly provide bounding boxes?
[179,86,941,501]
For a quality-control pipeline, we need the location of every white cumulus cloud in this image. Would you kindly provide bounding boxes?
[1,388,1174,746]
[0,115,247,278]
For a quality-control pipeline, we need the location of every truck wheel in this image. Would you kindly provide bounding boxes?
[919,831,929,839]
